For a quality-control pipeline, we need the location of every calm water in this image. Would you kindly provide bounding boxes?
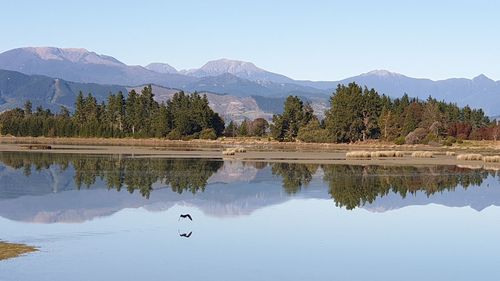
[1,152,500,281]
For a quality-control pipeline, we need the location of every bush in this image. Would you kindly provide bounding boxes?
[181,134,196,141]
[442,136,456,146]
[405,128,428,144]
[411,151,434,158]
[296,121,331,143]
[199,128,217,140]
[166,129,182,140]
[422,133,439,145]
[394,136,405,145]
[297,128,330,143]
[457,154,483,161]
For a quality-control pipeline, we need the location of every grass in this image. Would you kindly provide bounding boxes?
[483,156,500,163]
[370,151,404,157]
[222,146,247,155]
[411,151,434,158]
[456,154,483,161]
[0,241,37,261]
[346,151,372,158]
[346,150,404,158]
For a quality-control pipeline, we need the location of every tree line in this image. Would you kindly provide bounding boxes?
[270,83,499,144]
[1,82,499,144]
[0,85,224,140]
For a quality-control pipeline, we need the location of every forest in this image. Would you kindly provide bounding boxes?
[0,82,499,144]
[0,85,224,140]
[269,82,499,144]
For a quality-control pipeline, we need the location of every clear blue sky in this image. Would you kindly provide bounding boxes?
[1,0,498,81]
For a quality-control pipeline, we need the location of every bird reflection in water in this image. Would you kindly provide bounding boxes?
[179,231,193,238]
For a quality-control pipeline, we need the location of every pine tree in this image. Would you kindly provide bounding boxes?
[24,100,32,116]
[125,90,141,135]
[238,120,249,136]
[224,121,238,137]
[360,87,382,140]
[271,96,312,141]
[325,83,364,142]
[151,103,170,137]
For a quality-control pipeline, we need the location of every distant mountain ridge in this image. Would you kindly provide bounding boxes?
[0,46,499,116]
[181,58,295,84]
[0,69,126,112]
[0,47,324,98]
[337,70,500,115]
[0,47,194,88]
[145,63,178,74]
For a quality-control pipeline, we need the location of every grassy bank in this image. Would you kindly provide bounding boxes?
[0,241,37,261]
[1,136,499,153]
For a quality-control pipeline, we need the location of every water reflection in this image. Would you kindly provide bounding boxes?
[0,152,223,198]
[271,163,319,194]
[0,152,499,221]
[322,165,496,210]
[179,231,193,238]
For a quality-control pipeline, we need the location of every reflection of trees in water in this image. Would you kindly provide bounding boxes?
[271,163,319,194]
[0,152,223,199]
[269,162,498,209]
[1,152,498,208]
[322,165,497,210]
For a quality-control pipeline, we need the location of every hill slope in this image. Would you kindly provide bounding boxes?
[0,70,327,122]
[0,69,126,112]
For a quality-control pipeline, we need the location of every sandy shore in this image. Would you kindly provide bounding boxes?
[1,140,499,168]
[1,135,500,150]
[0,242,37,261]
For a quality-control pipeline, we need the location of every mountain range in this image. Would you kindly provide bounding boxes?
[0,46,499,119]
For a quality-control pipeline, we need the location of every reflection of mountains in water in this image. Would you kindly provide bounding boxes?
[0,152,499,223]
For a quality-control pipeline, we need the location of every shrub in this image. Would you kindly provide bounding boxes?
[181,134,196,141]
[346,151,371,158]
[166,129,182,140]
[442,136,456,146]
[371,151,404,157]
[456,154,483,161]
[411,151,434,158]
[199,128,217,140]
[394,136,405,145]
[483,156,500,163]
[222,149,235,156]
[422,133,439,145]
[297,121,331,143]
[405,128,428,144]
[235,147,247,153]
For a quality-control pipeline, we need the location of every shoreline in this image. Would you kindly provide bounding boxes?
[0,241,37,261]
[1,136,499,151]
[0,139,499,168]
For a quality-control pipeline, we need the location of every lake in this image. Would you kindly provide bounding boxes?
[0,152,500,281]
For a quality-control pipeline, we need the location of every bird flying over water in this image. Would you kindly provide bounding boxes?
[179,231,193,238]
[179,214,193,221]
